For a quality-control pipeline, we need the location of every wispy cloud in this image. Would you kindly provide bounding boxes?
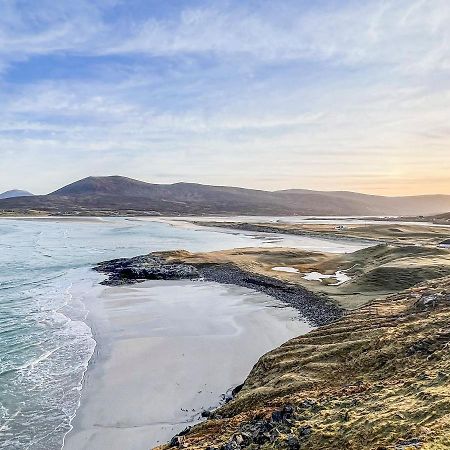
[0,0,449,194]
[1,1,449,69]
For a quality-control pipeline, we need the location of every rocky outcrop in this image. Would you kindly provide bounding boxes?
[94,254,200,285]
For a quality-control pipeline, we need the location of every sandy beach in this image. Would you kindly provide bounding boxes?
[64,279,312,450]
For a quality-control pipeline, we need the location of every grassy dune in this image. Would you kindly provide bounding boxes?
[164,244,450,309]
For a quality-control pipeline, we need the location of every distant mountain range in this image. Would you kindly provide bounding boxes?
[0,176,449,216]
[0,189,34,200]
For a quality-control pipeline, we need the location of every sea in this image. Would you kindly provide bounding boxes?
[0,217,369,449]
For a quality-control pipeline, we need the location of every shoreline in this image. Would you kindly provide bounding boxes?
[95,253,344,326]
[63,243,348,449]
[190,220,450,246]
[3,215,448,449]
[63,279,313,449]
[61,273,106,450]
[194,264,343,326]
[192,220,385,245]
[0,212,448,223]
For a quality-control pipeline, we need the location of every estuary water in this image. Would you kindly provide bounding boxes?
[0,217,369,449]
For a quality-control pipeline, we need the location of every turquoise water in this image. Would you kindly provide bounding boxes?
[0,218,369,449]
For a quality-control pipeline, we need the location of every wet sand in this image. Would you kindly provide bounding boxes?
[64,280,312,450]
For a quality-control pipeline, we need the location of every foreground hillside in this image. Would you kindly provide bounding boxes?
[159,275,450,450]
[1,176,450,216]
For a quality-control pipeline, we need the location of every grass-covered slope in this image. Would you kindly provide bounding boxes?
[158,276,450,450]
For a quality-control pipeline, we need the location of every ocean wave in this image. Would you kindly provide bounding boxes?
[0,266,97,450]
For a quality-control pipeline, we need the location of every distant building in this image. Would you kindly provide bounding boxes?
[438,239,450,248]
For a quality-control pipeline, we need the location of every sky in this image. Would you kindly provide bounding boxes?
[0,0,449,195]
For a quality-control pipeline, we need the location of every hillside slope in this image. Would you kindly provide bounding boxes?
[0,189,33,199]
[0,176,449,216]
[158,276,450,450]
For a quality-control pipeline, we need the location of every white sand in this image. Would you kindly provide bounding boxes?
[271,267,351,285]
[303,270,351,285]
[272,266,299,273]
[63,280,312,450]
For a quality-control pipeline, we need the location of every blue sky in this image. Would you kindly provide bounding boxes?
[0,0,449,195]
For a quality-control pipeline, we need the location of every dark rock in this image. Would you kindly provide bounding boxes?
[271,404,295,424]
[283,405,295,417]
[94,254,200,285]
[178,426,191,436]
[250,420,273,444]
[221,443,238,450]
[298,425,312,436]
[219,406,307,449]
[168,426,191,447]
[231,383,244,397]
[395,438,422,449]
[286,434,300,449]
[271,410,284,422]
